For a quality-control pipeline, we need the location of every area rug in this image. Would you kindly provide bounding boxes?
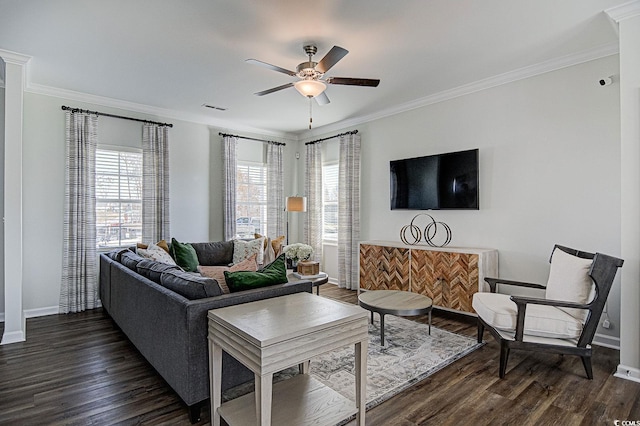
[223,314,482,415]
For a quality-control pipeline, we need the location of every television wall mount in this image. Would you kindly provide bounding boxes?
[400,213,452,247]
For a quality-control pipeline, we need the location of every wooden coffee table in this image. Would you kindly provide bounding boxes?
[208,292,369,426]
[358,290,433,346]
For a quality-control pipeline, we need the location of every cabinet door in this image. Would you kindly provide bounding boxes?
[411,249,479,313]
[359,244,409,291]
[411,250,449,307]
[446,253,478,313]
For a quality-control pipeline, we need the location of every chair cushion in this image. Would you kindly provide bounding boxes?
[545,248,595,320]
[472,292,584,339]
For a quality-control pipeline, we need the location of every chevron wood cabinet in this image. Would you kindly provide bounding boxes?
[359,241,498,314]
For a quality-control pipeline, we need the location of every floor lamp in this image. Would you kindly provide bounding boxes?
[285,196,307,245]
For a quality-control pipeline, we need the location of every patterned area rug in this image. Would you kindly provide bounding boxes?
[223,314,481,419]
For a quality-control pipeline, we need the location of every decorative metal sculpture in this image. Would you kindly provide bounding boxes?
[400,213,452,247]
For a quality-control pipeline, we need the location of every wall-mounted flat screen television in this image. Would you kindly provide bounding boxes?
[390,148,479,210]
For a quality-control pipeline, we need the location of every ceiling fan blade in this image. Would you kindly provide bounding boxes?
[326,77,380,87]
[315,91,330,106]
[246,59,296,76]
[316,46,349,73]
[254,82,294,96]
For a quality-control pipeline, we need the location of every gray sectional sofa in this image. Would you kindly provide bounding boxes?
[99,240,312,423]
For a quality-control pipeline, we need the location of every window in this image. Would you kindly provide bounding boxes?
[236,161,267,238]
[96,148,143,248]
[322,163,339,241]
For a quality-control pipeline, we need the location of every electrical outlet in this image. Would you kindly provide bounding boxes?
[602,319,611,329]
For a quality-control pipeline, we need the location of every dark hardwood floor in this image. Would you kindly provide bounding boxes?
[1,286,639,425]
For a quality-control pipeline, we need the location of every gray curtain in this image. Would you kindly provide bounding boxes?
[338,133,361,290]
[266,142,285,237]
[60,111,98,313]
[142,124,170,242]
[304,142,323,263]
[222,135,238,241]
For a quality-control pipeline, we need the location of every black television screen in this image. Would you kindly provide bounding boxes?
[390,148,479,210]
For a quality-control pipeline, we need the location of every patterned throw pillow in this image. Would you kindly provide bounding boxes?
[233,237,265,265]
[137,239,170,254]
[138,243,177,265]
[198,254,258,294]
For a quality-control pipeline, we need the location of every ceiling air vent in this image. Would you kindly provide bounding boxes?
[202,103,227,111]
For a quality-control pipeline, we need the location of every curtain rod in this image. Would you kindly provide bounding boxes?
[61,106,173,128]
[305,129,358,145]
[218,132,285,146]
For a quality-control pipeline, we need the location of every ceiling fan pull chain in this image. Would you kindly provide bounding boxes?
[309,97,313,129]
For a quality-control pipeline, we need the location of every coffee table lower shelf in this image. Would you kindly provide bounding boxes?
[219,374,356,426]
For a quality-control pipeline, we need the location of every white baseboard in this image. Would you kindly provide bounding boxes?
[615,365,640,383]
[25,306,59,318]
[1,330,26,345]
[0,306,60,324]
[593,333,621,350]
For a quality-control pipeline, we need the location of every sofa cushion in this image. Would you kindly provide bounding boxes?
[198,254,258,294]
[191,241,234,266]
[160,269,222,299]
[545,248,594,320]
[170,238,199,272]
[138,243,178,266]
[137,259,182,283]
[120,250,146,271]
[225,254,287,293]
[233,237,265,265]
[472,292,584,339]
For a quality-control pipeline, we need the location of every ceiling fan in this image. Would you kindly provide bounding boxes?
[246,44,380,106]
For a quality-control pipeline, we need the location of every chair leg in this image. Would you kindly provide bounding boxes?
[499,342,510,379]
[581,356,593,380]
[477,319,484,343]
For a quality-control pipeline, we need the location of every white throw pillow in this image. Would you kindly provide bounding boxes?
[545,248,594,321]
[233,237,265,265]
[138,243,177,266]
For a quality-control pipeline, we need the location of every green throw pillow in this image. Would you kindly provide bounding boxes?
[225,254,287,292]
[170,238,199,272]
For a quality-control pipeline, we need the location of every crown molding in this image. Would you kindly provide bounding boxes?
[0,48,31,65]
[605,0,640,22]
[14,41,620,141]
[302,43,620,137]
[25,82,299,141]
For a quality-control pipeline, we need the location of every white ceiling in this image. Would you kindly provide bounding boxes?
[0,0,626,137]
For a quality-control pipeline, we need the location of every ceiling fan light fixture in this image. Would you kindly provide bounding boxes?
[294,79,326,98]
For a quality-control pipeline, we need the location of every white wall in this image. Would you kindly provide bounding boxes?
[0,87,4,317]
[302,55,622,342]
[618,12,640,376]
[6,91,295,315]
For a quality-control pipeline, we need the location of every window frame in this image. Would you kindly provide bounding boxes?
[322,162,339,243]
[235,160,268,238]
[95,145,143,250]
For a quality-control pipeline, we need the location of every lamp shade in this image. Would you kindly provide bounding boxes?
[286,196,307,212]
[294,80,327,98]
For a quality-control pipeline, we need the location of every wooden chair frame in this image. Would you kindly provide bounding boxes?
[477,244,623,379]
